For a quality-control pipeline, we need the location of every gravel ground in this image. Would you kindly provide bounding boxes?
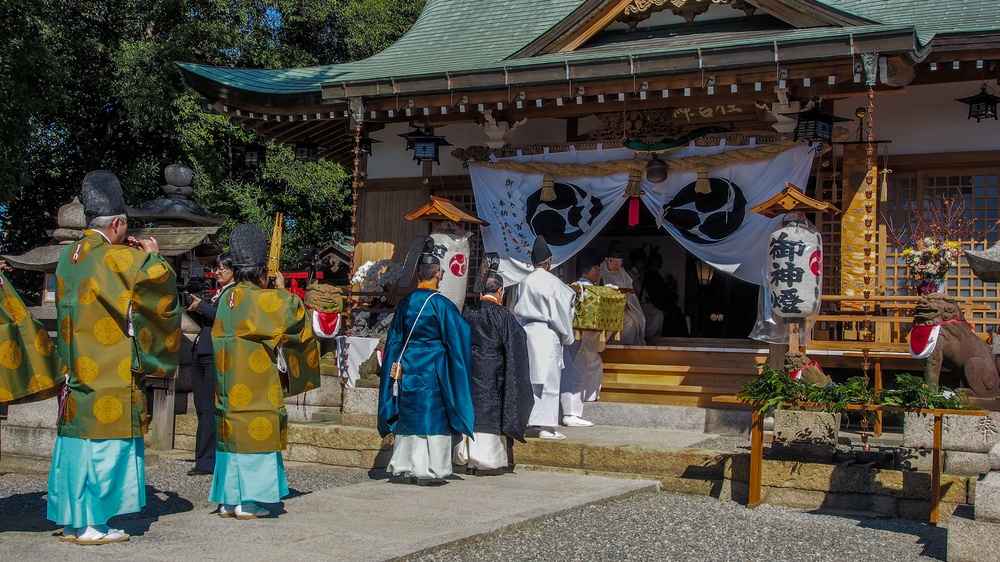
[1,458,945,561]
[410,491,945,562]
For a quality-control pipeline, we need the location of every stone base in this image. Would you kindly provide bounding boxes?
[904,411,1000,453]
[770,410,840,463]
[342,386,379,428]
[975,471,1000,523]
[581,402,750,436]
[0,424,56,460]
[948,514,1000,561]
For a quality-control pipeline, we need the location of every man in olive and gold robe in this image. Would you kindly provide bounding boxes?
[0,260,66,408]
[210,224,320,519]
[46,171,181,545]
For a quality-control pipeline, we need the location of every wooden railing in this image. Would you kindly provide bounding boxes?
[810,294,993,349]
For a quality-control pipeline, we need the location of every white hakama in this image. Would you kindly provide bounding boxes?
[514,269,576,429]
[453,433,508,470]
[387,435,455,479]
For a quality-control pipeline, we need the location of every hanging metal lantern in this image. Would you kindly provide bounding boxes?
[784,97,850,143]
[956,83,1000,122]
[294,138,318,162]
[244,143,266,167]
[399,126,451,164]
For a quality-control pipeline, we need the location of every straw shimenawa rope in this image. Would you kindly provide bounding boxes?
[467,141,802,199]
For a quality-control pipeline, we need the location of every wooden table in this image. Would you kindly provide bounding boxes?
[712,396,987,524]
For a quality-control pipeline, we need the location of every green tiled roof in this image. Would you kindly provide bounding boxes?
[178,0,1000,101]
[180,0,588,95]
[822,0,1000,42]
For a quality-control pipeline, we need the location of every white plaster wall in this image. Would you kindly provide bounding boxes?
[833,80,1000,155]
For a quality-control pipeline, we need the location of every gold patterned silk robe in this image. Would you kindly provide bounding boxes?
[212,282,320,454]
[0,271,66,405]
[55,230,182,439]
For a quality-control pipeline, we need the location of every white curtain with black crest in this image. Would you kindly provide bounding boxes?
[468,143,816,285]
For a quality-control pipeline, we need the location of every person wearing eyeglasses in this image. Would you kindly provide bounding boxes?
[600,240,646,346]
[183,253,235,476]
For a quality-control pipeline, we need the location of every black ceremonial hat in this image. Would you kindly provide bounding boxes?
[420,237,441,266]
[473,252,503,293]
[229,224,269,267]
[576,249,602,274]
[399,236,441,287]
[531,235,552,265]
[81,170,127,219]
[606,239,625,259]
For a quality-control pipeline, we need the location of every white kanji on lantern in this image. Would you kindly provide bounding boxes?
[767,220,822,318]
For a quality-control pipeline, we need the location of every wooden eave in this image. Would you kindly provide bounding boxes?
[405,195,489,225]
[179,66,339,112]
[751,182,840,217]
[511,0,635,58]
[511,0,878,59]
[321,27,919,100]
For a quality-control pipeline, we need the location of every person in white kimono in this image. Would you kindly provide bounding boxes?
[560,249,603,427]
[628,246,664,339]
[514,236,576,440]
[600,240,646,345]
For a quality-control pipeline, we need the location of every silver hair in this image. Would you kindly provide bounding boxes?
[88,214,127,228]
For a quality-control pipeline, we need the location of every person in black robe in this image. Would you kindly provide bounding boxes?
[453,255,533,474]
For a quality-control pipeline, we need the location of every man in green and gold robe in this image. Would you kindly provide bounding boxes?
[210,224,320,520]
[0,260,66,407]
[46,171,181,545]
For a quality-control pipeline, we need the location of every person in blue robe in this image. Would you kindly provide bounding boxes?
[377,238,474,484]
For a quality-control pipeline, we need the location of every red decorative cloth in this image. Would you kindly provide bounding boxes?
[788,359,823,380]
[909,318,971,359]
[310,308,341,338]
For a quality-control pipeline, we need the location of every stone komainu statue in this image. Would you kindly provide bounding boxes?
[912,293,1000,400]
[783,350,831,386]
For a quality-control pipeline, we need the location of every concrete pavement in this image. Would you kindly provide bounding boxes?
[0,469,658,561]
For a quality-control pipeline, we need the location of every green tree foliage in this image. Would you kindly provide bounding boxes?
[0,0,424,296]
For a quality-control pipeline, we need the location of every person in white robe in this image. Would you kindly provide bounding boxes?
[560,249,603,427]
[628,246,664,340]
[600,240,646,345]
[514,236,576,440]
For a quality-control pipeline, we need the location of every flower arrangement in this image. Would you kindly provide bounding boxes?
[886,196,990,292]
[900,237,961,280]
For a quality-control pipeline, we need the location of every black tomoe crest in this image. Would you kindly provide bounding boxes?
[524,182,604,247]
[661,178,747,244]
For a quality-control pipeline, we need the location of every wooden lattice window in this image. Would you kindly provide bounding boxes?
[881,169,1000,333]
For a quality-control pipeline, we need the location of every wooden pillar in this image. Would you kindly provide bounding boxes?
[930,413,944,524]
[840,143,877,315]
[748,408,764,509]
[148,374,175,450]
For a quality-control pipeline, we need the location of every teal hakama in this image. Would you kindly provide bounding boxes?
[209,451,289,505]
[46,436,146,528]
